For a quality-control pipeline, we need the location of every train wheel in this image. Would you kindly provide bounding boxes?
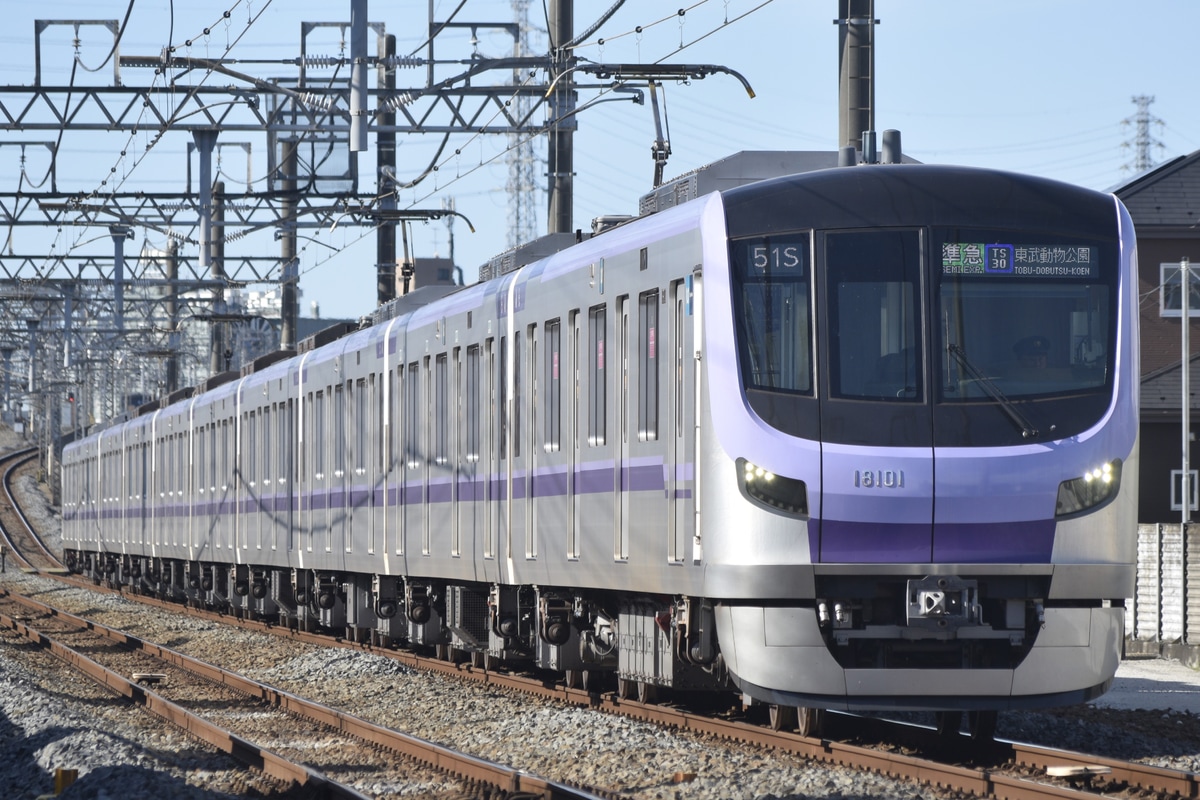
[435,643,450,661]
[581,670,604,693]
[796,707,824,737]
[565,669,582,689]
[768,704,797,732]
[968,710,997,741]
[471,650,485,669]
[637,681,657,704]
[935,711,963,737]
[617,678,635,700]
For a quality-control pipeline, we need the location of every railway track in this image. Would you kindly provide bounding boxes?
[0,446,62,573]
[3,445,1199,800]
[0,587,614,800]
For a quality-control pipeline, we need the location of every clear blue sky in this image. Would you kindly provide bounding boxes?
[2,1,1198,320]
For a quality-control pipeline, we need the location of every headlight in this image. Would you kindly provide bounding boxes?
[1055,459,1121,518]
[739,458,808,516]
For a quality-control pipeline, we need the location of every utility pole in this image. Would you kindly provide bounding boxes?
[377,33,398,306]
[210,180,227,374]
[547,0,574,235]
[165,239,180,394]
[1184,256,1192,526]
[281,142,299,352]
[836,0,877,155]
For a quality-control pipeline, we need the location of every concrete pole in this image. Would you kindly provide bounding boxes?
[377,33,398,306]
[0,348,12,417]
[837,0,876,153]
[350,0,368,152]
[210,180,227,374]
[109,226,130,334]
[281,142,299,352]
[25,320,36,393]
[547,0,574,234]
[165,238,179,393]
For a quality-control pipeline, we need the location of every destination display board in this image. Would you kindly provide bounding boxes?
[941,242,1097,278]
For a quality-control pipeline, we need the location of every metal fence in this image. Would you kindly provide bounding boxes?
[1128,523,1200,664]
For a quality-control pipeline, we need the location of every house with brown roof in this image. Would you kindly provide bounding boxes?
[1115,150,1200,522]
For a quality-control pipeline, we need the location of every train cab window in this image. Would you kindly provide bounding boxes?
[730,234,812,394]
[934,229,1115,444]
[825,230,922,402]
[937,232,1111,401]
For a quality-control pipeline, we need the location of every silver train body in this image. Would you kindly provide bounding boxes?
[62,162,1139,712]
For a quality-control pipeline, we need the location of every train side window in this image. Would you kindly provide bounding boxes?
[355,378,368,476]
[434,354,448,465]
[197,425,207,496]
[588,304,607,446]
[639,290,659,441]
[514,330,523,459]
[389,367,400,474]
[406,363,421,468]
[544,318,561,452]
[262,406,271,486]
[209,423,217,492]
[334,384,346,479]
[314,390,326,480]
[373,372,383,475]
[466,345,480,462]
[247,410,257,489]
[499,336,508,456]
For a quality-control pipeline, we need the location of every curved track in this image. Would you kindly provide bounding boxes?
[0,447,63,572]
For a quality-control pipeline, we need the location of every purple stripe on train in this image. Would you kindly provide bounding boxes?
[817,519,1055,563]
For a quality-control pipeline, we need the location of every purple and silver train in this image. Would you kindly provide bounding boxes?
[62,155,1138,737]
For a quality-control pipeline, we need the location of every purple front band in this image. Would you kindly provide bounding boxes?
[817,519,1056,563]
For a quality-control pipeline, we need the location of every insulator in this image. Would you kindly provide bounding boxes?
[379,54,425,69]
[300,55,344,68]
[299,92,334,111]
[382,92,419,111]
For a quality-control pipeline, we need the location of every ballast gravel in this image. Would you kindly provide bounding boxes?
[2,433,1200,799]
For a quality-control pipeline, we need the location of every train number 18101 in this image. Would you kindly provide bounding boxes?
[853,469,905,489]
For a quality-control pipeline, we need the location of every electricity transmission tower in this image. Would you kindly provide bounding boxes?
[507,0,544,249]
[1123,94,1165,173]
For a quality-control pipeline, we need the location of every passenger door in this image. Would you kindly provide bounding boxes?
[817,229,935,563]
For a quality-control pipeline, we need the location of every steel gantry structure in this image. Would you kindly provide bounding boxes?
[0,1,751,463]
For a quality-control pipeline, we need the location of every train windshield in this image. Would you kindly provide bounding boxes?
[729,226,1117,445]
[730,235,813,395]
[936,231,1111,403]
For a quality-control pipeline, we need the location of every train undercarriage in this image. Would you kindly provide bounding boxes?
[63,549,729,704]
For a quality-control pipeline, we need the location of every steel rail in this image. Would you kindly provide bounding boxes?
[0,601,372,799]
[104,589,1192,800]
[0,446,61,572]
[0,588,616,800]
[11,454,1195,800]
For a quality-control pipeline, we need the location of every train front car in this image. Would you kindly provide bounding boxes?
[700,165,1138,719]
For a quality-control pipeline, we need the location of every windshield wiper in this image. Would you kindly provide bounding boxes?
[946,344,1041,439]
